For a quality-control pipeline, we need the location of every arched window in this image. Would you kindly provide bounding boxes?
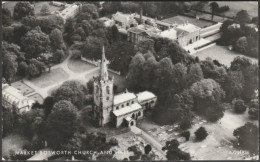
[132,113,135,118]
[106,86,110,94]
[138,111,141,116]
[131,101,134,104]
[116,106,119,110]
[127,102,129,106]
[122,104,124,108]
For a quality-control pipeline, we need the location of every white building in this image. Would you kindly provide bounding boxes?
[2,84,35,113]
[58,4,81,22]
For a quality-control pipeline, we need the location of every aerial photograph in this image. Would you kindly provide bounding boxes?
[1,1,259,161]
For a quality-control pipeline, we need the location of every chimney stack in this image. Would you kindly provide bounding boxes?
[140,8,143,24]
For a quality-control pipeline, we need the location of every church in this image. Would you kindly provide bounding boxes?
[92,47,157,127]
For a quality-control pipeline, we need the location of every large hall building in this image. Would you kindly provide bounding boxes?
[92,47,157,127]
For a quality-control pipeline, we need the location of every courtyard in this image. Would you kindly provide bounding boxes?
[193,45,258,67]
[137,109,258,160]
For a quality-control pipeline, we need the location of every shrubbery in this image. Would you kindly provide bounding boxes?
[180,131,190,141]
[195,127,208,140]
[232,99,247,113]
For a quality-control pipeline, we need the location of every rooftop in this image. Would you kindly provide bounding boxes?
[113,103,142,116]
[114,92,136,105]
[136,91,156,103]
[176,23,201,33]
[159,28,178,40]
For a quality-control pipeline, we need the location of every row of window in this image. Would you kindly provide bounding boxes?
[115,100,135,110]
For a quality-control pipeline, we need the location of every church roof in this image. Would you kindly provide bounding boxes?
[136,91,156,103]
[113,103,142,117]
[113,92,136,105]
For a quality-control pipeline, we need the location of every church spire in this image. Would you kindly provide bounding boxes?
[100,46,109,81]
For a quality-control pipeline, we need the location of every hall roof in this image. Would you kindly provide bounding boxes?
[136,91,156,103]
[113,103,142,117]
[176,23,201,33]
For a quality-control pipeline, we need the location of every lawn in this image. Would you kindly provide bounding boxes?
[138,109,258,160]
[68,59,97,73]
[203,1,258,18]
[11,81,34,96]
[162,15,214,28]
[193,45,258,67]
[2,133,29,159]
[27,93,44,104]
[30,68,69,88]
[34,1,63,18]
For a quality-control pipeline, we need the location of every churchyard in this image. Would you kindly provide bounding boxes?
[193,45,258,67]
[137,109,258,160]
[108,131,165,160]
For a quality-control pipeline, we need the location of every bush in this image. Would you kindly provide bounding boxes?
[248,99,259,120]
[232,99,247,113]
[195,127,208,140]
[176,150,191,160]
[109,137,118,146]
[180,131,190,141]
[233,122,259,153]
[144,144,152,154]
[179,120,191,130]
[71,49,81,59]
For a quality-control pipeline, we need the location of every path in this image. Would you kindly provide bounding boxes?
[22,50,99,98]
[130,126,167,160]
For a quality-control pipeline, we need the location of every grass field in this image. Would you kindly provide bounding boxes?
[30,68,69,88]
[68,59,97,73]
[203,1,258,18]
[193,45,258,67]
[162,15,214,28]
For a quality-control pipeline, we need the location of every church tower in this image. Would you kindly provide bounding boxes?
[93,46,114,127]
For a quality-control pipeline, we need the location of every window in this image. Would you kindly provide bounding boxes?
[106,86,110,94]
[138,111,141,116]
[122,104,124,108]
[131,101,134,104]
[106,97,109,100]
[127,102,129,106]
[116,106,119,110]
[151,100,155,104]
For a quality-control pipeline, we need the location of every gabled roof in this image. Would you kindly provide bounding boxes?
[112,12,130,23]
[176,23,201,33]
[136,91,156,103]
[114,92,136,105]
[113,103,142,116]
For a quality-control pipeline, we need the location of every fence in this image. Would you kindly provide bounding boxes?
[80,56,121,75]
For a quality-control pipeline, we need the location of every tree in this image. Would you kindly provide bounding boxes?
[126,53,146,91]
[235,10,250,24]
[27,59,46,78]
[222,70,245,101]
[2,8,12,26]
[235,37,248,53]
[232,99,247,113]
[21,27,51,59]
[3,53,18,83]
[195,127,208,140]
[144,144,152,154]
[172,63,188,93]
[49,28,65,51]
[42,96,55,118]
[13,2,34,20]
[190,79,225,122]
[22,16,38,30]
[3,106,20,137]
[209,2,219,20]
[248,99,259,120]
[233,122,259,153]
[180,131,190,141]
[37,15,64,34]
[109,137,118,146]
[187,63,203,86]
[45,100,79,149]
[3,26,14,43]
[52,50,65,63]
[53,81,86,108]
[134,39,155,54]
[40,4,51,15]
[162,139,191,160]
[19,109,45,139]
